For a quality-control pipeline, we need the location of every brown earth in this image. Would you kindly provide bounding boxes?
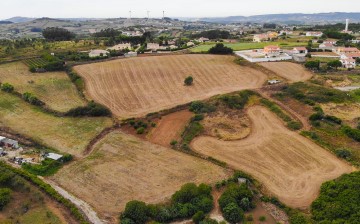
[74,54,268,119]
[191,106,353,209]
[52,131,231,223]
[259,62,313,82]
[147,110,193,147]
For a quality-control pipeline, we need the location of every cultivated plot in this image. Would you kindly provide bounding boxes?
[259,62,312,82]
[192,106,352,208]
[0,62,86,112]
[53,131,230,222]
[0,91,112,156]
[74,55,268,118]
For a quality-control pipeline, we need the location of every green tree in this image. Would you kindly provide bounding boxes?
[122,200,149,224]
[305,60,320,70]
[208,43,233,55]
[327,60,342,70]
[0,83,14,93]
[222,203,244,224]
[192,211,205,224]
[0,188,11,210]
[184,76,194,86]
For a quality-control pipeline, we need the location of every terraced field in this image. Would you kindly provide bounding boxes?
[192,106,352,208]
[74,54,268,118]
[0,62,86,112]
[53,131,230,222]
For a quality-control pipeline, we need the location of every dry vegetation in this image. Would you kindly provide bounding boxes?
[192,106,352,209]
[259,62,313,82]
[74,54,268,118]
[0,91,113,156]
[0,62,86,112]
[52,131,230,223]
[146,110,193,147]
[321,103,360,127]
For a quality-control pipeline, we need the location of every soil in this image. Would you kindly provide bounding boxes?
[259,62,313,83]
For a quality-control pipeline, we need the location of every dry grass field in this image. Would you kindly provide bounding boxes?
[191,106,352,209]
[0,62,86,112]
[0,91,113,156]
[146,110,193,147]
[52,131,230,223]
[259,62,313,82]
[74,55,268,118]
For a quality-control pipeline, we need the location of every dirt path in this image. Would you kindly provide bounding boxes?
[43,179,106,224]
[255,89,311,131]
[192,106,352,209]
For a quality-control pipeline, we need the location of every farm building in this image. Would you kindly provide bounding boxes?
[319,43,335,50]
[334,47,360,55]
[107,43,131,51]
[197,37,210,43]
[268,79,281,85]
[147,43,160,51]
[264,45,281,56]
[253,32,278,42]
[0,136,19,149]
[341,53,360,60]
[293,47,308,54]
[89,49,109,58]
[306,31,323,37]
[124,52,138,58]
[45,153,63,161]
[187,41,195,47]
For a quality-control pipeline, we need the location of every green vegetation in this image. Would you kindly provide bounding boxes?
[219,183,255,224]
[65,101,111,117]
[22,156,72,176]
[120,183,214,223]
[184,76,194,86]
[191,30,231,39]
[182,121,204,146]
[24,58,48,68]
[311,171,360,224]
[0,82,14,93]
[136,127,145,134]
[220,90,254,110]
[208,43,233,54]
[189,101,216,114]
[305,60,320,70]
[342,126,360,142]
[0,188,11,210]
[42,27,75,41]
[22,92,44,106]
[327,60,342,70]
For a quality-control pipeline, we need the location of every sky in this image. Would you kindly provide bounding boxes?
[1,0,360,20]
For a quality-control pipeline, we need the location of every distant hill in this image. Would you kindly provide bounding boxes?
[198,12,360,24]
[0,21,13,25]
[4,16,36,23]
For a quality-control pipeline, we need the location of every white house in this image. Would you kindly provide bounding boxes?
[107,43,131,51]
[306,31,323,37]
[124,52,138,58]
[89,49,109,58]
[147,43,160,51]
[45,153,63,161]
[340,58,356,69]
[198,37,210,43]
[319,43,335,50]
[334,47,360,55]
[293,47,308,55]
[187,41,195,47]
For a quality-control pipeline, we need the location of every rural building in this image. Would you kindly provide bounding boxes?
[319,43,335,50]
[293,55,306,62]
[305,31,323,37]
[293,47,308,54]
[279,30,293,35]
[187,42,195,47]
[334,47,360,55]
[253,34,269,42]
[264,45,281,56]
[107,43,131,51]
[340,58,356,69]
[0,136,19,149]
[341,53,360,60]
[198,37,210,43]
[45,153,63,161]
[124,52,138,58]
[351,39,360,44]
[122,31,143,37]
[323,39,337,45]
[268,79,281,85]
[89,49,109,58]
[147,43,160,51]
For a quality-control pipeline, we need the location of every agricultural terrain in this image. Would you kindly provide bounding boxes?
[52,130,231,223]
[74,54,268,118]
[192,106,352,209]
[0,62,86,112]
[0,91,112,156]
[259,62,313,82]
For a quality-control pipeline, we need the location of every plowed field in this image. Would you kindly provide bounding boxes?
[74,55,267,118]
[259,62,312,82]
[192,106,352,208]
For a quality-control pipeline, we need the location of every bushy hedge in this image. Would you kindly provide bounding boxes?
[65,101,111,117]
[189,101,216,114]
[22,92,44,106]
[311,171,360,223]
[220,90,254,110]
[0,188,11,210]
[120,183,213,223]
[342,126,360,142]
[182,121,204,145]
[22,159,62,176]
[0,83,14,93]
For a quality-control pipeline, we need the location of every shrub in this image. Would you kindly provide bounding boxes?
[136,127,145,134]
[189,101,216,114]
[220,91,254,110]
[222,202,244,224]
[259,216,266,221]
[42,27,75,41]
[22,159,62,176]
[22,92,44,106]
[246,214,253,221]
[0,83,14,93]
[170,140,178,146]
[193,114,204,121]
[184,76,194,86]
[192,211,205,224]
[287,121,302,130]
[208,43,233,55]
[342,126,360,142]
[335,148,352,160]
[324,115,342,124]
[65,101,111,117]
[305,60,320,70]
[182,121,203,144]
[0,188,11,210]
[327,60,342,70]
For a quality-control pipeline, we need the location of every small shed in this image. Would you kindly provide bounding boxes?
[238,178,248,185]
[0,136,19,149]
[268,79,281,85]
[46,153,63,161]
